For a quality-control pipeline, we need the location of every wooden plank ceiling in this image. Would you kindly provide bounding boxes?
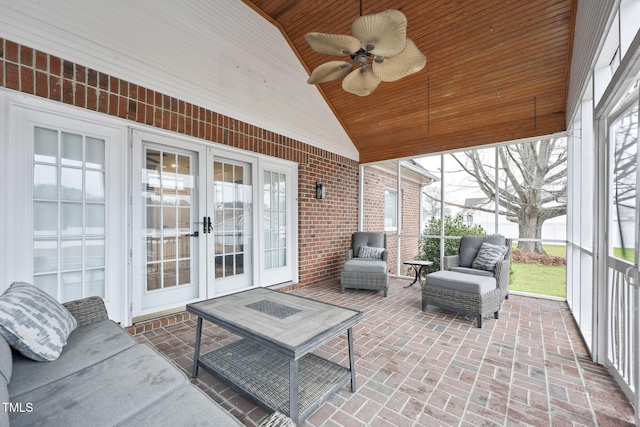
[244,0,576,164]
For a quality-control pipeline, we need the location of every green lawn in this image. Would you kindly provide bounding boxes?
[510,263,566,298]
[510,244,567,298]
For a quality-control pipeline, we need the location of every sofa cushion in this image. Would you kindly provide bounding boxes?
[9,344,187,427]
[116,383,244,427]
[472,242,508,271]
[358,246,385,259]
[426,271,497,294]
[0,282,77,362]
[343,258,387,274]
[458,235,506,267]
[9,319,136,398]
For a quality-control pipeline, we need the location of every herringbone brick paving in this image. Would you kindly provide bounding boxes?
[130,278,635,426]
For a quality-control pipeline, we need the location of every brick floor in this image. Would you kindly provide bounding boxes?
[130,278,635,426]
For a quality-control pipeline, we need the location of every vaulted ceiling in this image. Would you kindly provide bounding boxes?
[244,0,577,163]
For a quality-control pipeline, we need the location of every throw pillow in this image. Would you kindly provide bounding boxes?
[358,246,385,259]
[0,282,78,362]
[471,242,508,271]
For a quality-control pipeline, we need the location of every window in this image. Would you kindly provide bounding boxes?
[32,127,107,301]
[385,189,397,229]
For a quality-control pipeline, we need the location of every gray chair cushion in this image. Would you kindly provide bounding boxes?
[343,258,387,274]
[116,383,244,427]
[426,271,496,294]
[10,319,136,397]
[449,266,495,277]
[458,235,506,267]
[9,344,187,427]
[0,282,77,362]
[352,232,386,259]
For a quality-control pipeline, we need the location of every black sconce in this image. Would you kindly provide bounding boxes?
[316,182,326,199]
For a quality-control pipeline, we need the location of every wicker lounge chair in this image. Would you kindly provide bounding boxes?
[341,231,389,297]
[422,235,512,328]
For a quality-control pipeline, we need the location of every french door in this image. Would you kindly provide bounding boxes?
[131,132,208,315]
[131,130,296,319]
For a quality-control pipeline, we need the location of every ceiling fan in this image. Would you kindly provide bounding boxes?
[304,8,426,96]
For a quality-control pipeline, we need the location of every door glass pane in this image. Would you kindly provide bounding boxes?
[610,103,638,262]
[85,238,105,268]
[34,127,58,163]
[34,239,58,273]
[263,170,286,270]
[85,269,105,298]
[214,160,252,280]
[61,271,83,301]
[143,147,195,292]
[34,201,58,236]
[85,204,105,234]
[32,126,107,301]
[61,168,83,200]
[85,171,105,201]
[61,239,83,270]
[85,137,105,169]
[61,202,83,234]
[61,132,83,166]
[34,164,58,199]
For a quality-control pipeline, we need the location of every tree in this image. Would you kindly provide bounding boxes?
[418,214,486,272]
[452,137,567,254]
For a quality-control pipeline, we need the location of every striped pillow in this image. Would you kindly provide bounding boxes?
[358,246,385,259]
[471,242,507,271]
[0,282,77,361]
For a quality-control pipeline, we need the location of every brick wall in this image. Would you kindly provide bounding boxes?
[362,165,423,275]
[0,37,359,288]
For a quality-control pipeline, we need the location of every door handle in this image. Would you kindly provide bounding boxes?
[202,216,212,234]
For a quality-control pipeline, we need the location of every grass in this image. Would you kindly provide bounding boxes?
[510,263,566,298]
[510,244,567,298]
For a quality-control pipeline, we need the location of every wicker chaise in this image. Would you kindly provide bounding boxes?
[341,231,389,297]
[422,235,512,328]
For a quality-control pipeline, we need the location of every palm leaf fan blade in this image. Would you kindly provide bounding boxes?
[304,33,361,56]
[351,9,407,57]
[307,61,353,84]
[372,39,426,82]
[342,65,381,96]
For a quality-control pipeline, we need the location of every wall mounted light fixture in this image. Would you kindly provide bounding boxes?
[316,182,326,199]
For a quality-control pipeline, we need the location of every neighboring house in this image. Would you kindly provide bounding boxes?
[363,161,439,275]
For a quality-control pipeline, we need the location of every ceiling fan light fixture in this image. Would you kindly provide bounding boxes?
[305,9,426,95]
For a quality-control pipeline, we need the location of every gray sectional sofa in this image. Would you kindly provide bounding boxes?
[0,293,292,427]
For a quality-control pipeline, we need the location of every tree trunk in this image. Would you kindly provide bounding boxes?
[516,207,546,254]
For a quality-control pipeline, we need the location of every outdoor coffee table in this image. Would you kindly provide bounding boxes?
[187,288,364,425]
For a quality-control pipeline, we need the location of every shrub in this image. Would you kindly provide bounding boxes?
[417,214,486,272]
